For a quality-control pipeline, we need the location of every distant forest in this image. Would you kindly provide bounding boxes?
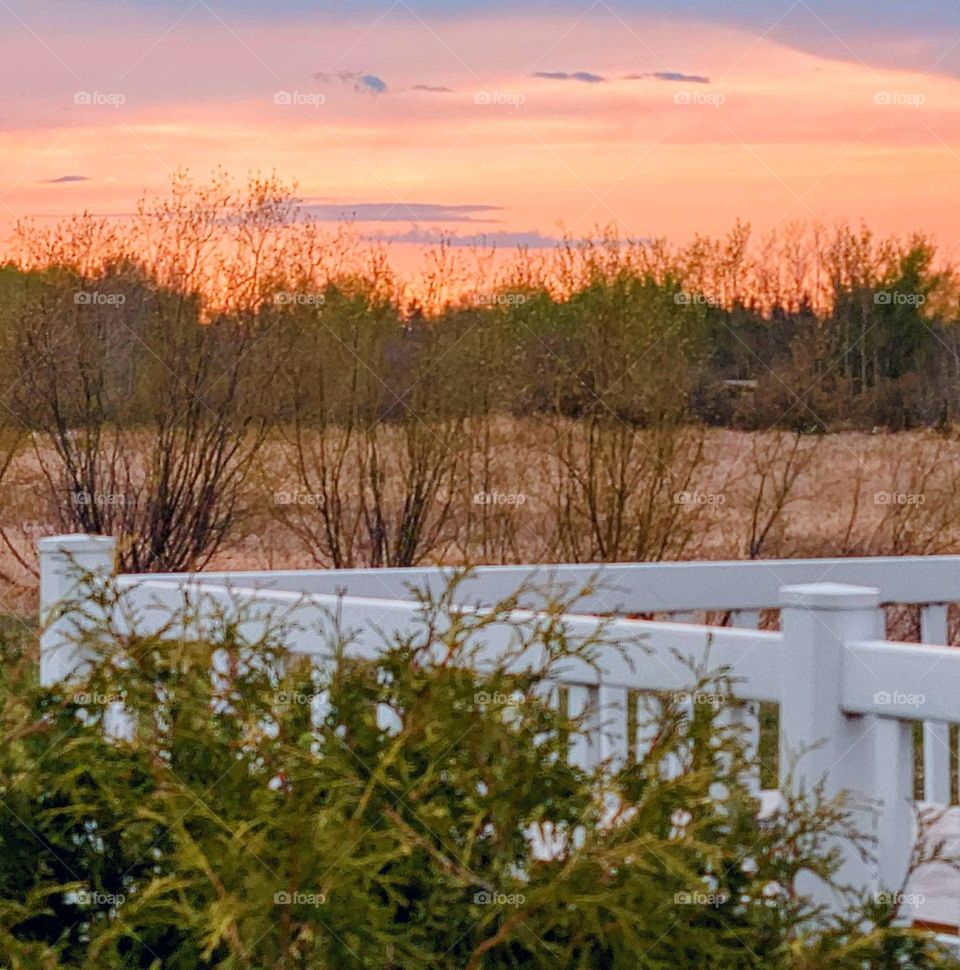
[3,176,956,436]
[0,176,957,575]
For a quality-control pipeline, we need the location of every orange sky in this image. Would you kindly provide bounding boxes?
[2,8,959,271]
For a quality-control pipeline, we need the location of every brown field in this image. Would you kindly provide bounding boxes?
[3,424,959,619]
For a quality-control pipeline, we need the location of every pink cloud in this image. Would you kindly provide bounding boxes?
[1,9,959,257]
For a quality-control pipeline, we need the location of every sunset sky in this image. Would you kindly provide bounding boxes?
[2,0,959,268]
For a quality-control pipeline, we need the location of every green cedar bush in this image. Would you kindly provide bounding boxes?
[0,578,956,969]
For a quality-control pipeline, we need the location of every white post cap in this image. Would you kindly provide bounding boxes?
[780,582,880,611]
[37,534,117,556]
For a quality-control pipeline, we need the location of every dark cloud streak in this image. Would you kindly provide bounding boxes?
[296,201,501,223]
[532,70,606,83]
[624,71,710,83]
[312,70,387,94]
[366,227,565,248]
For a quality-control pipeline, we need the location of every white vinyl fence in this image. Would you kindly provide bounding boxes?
[37,535,960,929]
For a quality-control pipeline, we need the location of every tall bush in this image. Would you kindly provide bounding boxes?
[0,581,955,968]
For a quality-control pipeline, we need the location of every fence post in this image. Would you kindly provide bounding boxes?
[779,582,884,901]
[38,534,117,686]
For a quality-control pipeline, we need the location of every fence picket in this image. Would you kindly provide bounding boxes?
[728,610,763,795]
[38,535,960,923]
[921,604,951,805]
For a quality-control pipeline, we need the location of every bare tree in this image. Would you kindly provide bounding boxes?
[271,279,469,568]
[9,174,299,572]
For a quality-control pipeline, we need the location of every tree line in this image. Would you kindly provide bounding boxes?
[0,174,957,577]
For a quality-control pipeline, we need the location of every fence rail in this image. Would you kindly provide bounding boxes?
[36,535,960,930]
[133,555,960,610]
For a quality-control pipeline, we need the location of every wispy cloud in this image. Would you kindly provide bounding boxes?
[312,70,387,94]
[41,175,90,183]
[624,71,710,83]
[410,84,454,93]
[297,201,501,223]
[367,227,565,248]
[532,70,606,83]
[532,69,709,85]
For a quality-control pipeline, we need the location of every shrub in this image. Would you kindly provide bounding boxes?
[0,579,956,968]
[7,176,287,574]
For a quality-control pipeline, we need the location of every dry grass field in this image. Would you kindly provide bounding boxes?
[3,424,960,620]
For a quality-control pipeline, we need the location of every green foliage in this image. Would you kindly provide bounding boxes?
[1,201,959,575]
[3,209,957,443]
[0,581,956,968]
